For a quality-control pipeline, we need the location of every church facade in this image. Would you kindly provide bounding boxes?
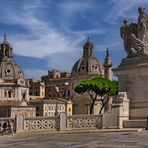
[0,35,29,102]
[0,35,36,118]
[70,38,112,115]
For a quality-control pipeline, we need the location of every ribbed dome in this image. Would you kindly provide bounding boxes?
[0,58,24,79]
[71,38,104,76]
[0,35,24,79]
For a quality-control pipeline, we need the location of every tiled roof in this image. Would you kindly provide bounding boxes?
[0,101,21,107]
[29,98,68,104]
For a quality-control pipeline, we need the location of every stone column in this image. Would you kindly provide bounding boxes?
[59,112,67,130]
[104,48,112,111]
[16,113,25,133]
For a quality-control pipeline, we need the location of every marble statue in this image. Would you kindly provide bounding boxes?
[120,7,148,57]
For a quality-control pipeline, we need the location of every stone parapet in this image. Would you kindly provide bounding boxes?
[103,92,129,129]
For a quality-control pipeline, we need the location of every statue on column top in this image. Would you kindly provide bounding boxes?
[120,7,148,57]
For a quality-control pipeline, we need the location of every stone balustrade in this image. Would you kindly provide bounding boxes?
[67,114,102,129]
[24,116,59,131]
[0,113,103,134]
[0,117,15,135]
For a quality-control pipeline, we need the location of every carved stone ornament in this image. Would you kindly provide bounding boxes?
[120,7,148,57]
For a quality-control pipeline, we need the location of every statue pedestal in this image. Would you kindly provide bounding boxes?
[113,56,148,119]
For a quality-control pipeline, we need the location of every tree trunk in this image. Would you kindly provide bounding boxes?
[90,99,96,114]
[99,96,110,114]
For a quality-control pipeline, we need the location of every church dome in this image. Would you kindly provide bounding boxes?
[0,35,24,79]
[71,38,104,76]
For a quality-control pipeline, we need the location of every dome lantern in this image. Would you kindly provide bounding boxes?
[83,37,94,57]
[0,34,13,59]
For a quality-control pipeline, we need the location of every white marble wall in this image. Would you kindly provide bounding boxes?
[113,56,148,119]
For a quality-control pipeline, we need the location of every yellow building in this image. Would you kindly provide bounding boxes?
[29,98,73,117]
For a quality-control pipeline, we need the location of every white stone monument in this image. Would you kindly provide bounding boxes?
[113,7,148,120]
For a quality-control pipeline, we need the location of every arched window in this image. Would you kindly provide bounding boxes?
[4,90,7,97]
[4,89,13,98]
[8,90,11,98]
[22,92,26,100]
[69,108,71,112]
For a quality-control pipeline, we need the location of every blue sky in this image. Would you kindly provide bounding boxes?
[0,0,147,80]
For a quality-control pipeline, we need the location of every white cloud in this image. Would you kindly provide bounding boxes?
[24,69,47,80]
[105,0,148,24]
[0,0,105,60]
[0,1,81,58]
[0,0,105,78]
[95,43,121,52]
[11,32,82,58]
[0,0,147,80]
[58,1,93,15]
[47,51,82,73]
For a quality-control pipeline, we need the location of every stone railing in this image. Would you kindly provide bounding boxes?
[0,117,15,135]
[67,114,102,129]
[24,116,59,131]
[0,113,103,134]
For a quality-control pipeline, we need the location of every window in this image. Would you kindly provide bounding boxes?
[22,92,26,100]
[4,91,7,97]
[8,91,11,98]
[7,69,11,73]
[36,106,39,111]
[35,92,38,96]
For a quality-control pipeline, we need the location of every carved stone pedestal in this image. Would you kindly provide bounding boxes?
[113,56,148,119]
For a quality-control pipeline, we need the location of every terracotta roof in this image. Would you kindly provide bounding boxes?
[30,96,44,100]
[29,98,67,104]
[0,101,21,107]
